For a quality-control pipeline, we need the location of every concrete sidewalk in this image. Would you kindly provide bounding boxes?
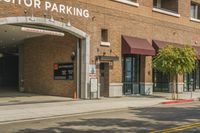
[0,96,167,123]
[153,91,200,100]
[0,89,72,106]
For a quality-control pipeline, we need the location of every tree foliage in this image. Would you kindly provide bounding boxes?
[153,45,197,76]
[153,45,197,100]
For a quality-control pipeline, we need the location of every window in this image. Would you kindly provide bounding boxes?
[126,0,137,2]
[123,55,140,95]
[190,2,200,20]
[113,0,139,7]
[184,61,200,92]
[153,0,178,13]
[153,69,170,92]
[101,29,108,42]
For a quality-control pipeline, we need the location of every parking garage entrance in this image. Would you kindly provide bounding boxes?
[0,17,89,99]
[0,24,69,95]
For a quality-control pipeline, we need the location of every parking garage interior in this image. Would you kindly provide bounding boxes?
[0,24,44,92]
[0,24,71,95]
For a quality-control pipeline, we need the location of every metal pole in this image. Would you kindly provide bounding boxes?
[76,39,80,99]
[190,79,193,99]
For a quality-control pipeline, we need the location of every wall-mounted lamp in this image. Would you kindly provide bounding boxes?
[109,61,114,69]
[96,57,100,65]
[97,48,100,54]
[71,51,76,61]
[24,10,27,15]
[92,16,96,21]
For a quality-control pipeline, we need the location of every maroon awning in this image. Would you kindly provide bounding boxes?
[152,40,183,51]
[122,36,155,56]
[153,40,200,59]
[193,46,200,59]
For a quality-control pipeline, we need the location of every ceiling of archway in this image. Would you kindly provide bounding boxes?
[0,24,65,54]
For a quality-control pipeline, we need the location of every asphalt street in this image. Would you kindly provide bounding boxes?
[0,102,200,133]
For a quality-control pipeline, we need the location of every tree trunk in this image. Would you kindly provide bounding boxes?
[170,75,177,100]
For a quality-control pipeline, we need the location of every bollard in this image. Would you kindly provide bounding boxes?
[73,90,77,100]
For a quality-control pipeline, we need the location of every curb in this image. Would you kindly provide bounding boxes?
[0,108,128,125]
[161,99,194,105]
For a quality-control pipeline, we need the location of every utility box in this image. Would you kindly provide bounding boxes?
[90,78,99,99]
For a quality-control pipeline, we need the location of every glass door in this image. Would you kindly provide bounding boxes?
[153,70,170,92]
[184,61,200,92]
[123,55,140,95]
[184,72,195,92]
[195,62,200,90]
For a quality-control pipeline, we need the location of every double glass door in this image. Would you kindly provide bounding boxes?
[184,62,200,92]
[123,55,140,95]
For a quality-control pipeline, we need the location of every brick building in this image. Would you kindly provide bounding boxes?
[0,0,200,99]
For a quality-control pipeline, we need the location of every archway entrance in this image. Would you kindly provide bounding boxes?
[0,16,90,99]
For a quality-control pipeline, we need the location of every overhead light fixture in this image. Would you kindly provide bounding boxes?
[49,16,55,23]
[29,15,35,21]
[21,27,65,37]
[66,21,71,27]
[0,53,4,58]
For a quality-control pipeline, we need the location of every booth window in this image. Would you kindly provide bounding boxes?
[190,2,200,19]
[153,0,178,13]
[101,29,108,42]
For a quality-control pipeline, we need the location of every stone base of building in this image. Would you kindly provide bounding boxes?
[140,82,153,95]
[169,82,184,93]
[97,83,123,98]
[109,83,123,97]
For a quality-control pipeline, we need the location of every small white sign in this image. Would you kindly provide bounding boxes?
[89,65,96,78]
[90,78,98,93]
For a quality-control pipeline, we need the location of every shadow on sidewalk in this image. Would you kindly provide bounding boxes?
[14,102,200,133]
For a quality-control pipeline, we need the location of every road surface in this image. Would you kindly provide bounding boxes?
[0,102,200,133]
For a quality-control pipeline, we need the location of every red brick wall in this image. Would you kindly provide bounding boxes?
[1,0,200,94]
[21,33,77,97]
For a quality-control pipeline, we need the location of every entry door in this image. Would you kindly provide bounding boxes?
[183,62,200,92]
[123,55,140,95]
[100,63,109,97]
[184,72,196,92]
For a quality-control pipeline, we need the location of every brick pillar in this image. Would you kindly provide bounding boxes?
[140,56,153,95]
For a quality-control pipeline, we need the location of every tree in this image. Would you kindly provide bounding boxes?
[153,45,197,100]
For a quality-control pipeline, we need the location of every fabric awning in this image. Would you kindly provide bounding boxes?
[193,46,200,59]
[122,36,155,56]
[153,40,200,59]
[152,40,183,51]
